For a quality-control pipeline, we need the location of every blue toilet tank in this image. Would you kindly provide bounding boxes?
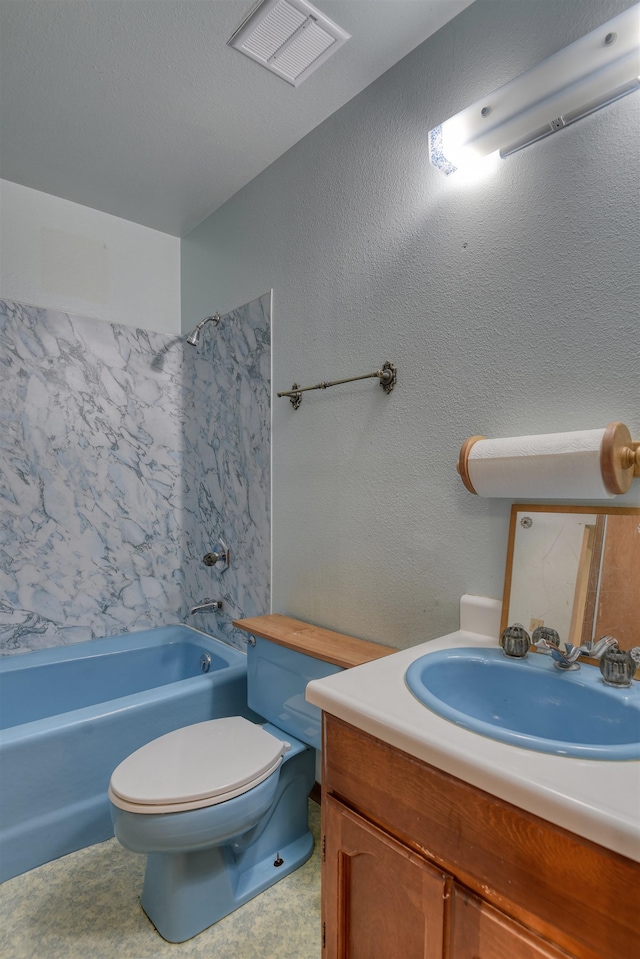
[247,638,343,750]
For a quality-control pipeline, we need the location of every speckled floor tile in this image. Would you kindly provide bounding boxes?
[0,800,321,959]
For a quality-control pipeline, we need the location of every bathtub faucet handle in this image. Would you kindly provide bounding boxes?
[202,539,230,572]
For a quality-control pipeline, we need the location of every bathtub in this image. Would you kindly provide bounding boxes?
[0,625,258,882]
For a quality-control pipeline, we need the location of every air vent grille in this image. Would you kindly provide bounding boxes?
[228,0,350,87]
[273,22,335,78]
[243,1,306,61]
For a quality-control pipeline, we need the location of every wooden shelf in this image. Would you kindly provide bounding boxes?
[232,614,396,669]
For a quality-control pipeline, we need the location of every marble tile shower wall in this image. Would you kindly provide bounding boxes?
[0,296,271,655]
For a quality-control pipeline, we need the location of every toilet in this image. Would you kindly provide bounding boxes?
[108,636,342,943]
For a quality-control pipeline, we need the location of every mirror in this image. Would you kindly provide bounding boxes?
[501,505,640,651]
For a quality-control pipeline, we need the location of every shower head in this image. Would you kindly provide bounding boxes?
[186,313,221,348]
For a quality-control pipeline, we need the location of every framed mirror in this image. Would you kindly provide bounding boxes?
[501,504,640,651]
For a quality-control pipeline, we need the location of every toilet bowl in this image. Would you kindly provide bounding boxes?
[109,637,341,942]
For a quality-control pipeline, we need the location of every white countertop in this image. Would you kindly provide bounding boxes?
[305,596,640,864]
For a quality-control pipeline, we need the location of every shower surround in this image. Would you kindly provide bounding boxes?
[0,295,271,654]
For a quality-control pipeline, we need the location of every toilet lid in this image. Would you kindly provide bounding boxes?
[109,717,288,811]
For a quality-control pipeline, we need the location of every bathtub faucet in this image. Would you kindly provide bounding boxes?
[189,599,223,615]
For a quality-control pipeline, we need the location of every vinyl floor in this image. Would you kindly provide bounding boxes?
[0,799,321,959]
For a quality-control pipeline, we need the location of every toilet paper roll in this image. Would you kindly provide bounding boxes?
[466,429,614,499]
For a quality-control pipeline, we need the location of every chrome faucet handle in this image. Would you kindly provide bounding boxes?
[501,624,530,659]
[599,646,635,688]
[202,539,230,571]
[203,551,223,566]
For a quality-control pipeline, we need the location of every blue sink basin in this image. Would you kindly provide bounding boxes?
[405,647,640,760]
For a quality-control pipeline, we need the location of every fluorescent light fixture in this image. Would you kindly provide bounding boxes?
[430,3,640,175]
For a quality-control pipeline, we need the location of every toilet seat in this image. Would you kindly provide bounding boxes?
[109,716,288,814]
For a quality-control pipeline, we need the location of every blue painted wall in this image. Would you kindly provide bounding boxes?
[182,0,640,647]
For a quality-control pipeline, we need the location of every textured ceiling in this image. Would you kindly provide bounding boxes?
[0,0,473,236]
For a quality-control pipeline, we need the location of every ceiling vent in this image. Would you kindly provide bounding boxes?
[228,0,351,87]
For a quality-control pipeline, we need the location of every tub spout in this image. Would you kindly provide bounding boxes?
[189,599,223,615]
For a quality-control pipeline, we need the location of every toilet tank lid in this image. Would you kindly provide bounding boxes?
[109,716,288,806]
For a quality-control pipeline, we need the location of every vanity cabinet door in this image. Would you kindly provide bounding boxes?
[323,795,449,959]
[449,886,573,959]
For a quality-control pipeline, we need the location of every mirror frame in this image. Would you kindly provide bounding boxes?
[501,503,640,647]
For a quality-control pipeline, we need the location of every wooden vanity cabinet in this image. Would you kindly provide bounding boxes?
[321,715,639,959]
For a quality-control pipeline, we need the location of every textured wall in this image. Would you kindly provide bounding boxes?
[182,0,640,649]
[0,180,181,335]
[0,295,270,654]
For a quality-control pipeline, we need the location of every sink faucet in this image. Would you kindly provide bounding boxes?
[189,599,223,615]
[582,635,619,659]
[535,632,618,671]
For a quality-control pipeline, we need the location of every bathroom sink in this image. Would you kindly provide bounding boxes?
[405,647,640,760]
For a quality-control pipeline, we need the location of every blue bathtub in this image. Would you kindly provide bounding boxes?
[0,625,256,882]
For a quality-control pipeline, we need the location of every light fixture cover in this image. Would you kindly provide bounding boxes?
[430,3,640,174]
[228,0,351,87]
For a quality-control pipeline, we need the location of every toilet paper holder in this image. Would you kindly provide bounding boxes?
[458,421,640,497]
